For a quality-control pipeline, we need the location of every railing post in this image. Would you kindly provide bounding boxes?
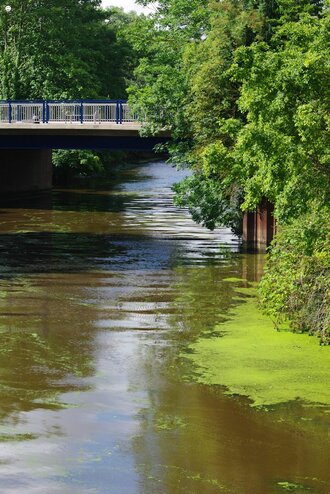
[42,100,46,123]
[80,100,84,124]
[45,101,49,123]
[8,100,12,123]
[115,101,119,124]
[119,101,123,124]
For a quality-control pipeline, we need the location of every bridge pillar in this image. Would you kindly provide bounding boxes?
[0,149,52,193]
[242,198,275,250]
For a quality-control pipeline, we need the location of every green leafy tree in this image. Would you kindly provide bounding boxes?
[0,1,139,100]
[0,0,103,99]
[93,7,140,99]
[127,0,209,139]
[233,3,329,220]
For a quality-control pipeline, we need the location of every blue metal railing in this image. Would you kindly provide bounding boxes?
[0,99,137,124]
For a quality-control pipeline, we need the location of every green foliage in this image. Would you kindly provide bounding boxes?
[259,206,330,343]
[128,0,274,229]
[173,174,243,233]
[52,149,135,180]
[53,150,104,176]
[127,0,209,140]
[130,0,329,223]
[184,0,265,144]
[96,7,140,99]
[0,0,99,99]
[0,1,138,100]
[233,8,330,220]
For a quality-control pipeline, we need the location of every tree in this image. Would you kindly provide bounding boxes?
[259,205,330,343]
[0,0,139,100]
[130,0,329,230]
[89,7,140,99]
[233,2,329,220]
[127,0,209,140]
[0,0,100,99]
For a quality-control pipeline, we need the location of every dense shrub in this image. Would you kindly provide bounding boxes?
[52,150,104,178]
[259,206,330,344]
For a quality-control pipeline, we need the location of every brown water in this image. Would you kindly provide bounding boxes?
[0,161,329,494]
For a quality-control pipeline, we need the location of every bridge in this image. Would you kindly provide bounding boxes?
[0,100,169,193]
[0,100,273,249]
[0,99,169,149]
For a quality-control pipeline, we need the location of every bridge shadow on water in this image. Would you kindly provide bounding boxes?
[0,231,183,276]
[0,185,138,214]
[0,168,184,275]
[0,162,157,213]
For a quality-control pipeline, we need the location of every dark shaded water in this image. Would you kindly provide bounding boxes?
[0,162,329,494]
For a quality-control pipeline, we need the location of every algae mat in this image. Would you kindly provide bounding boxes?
[186,290,330,407]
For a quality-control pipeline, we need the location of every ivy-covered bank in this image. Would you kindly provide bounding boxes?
[128,0,330,342]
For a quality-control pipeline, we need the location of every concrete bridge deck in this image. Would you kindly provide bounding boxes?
[0,122,143,134]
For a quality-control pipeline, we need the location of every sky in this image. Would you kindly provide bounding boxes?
[101,0,154,14]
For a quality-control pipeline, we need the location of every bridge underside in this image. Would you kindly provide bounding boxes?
[0,124,169,151]
[0,135,168,151]
[0,125,169,194]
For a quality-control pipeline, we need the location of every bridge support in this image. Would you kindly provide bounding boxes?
[0,149,52,193]
[242,198,275,250]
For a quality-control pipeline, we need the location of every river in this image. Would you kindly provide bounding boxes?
[0,161,329,494]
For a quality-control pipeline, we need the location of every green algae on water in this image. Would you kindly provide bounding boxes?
[154,414,187,432]
[186,291,330,407]
[0,433,38,442]
[277,481,309,491]
[222,277,245,283]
